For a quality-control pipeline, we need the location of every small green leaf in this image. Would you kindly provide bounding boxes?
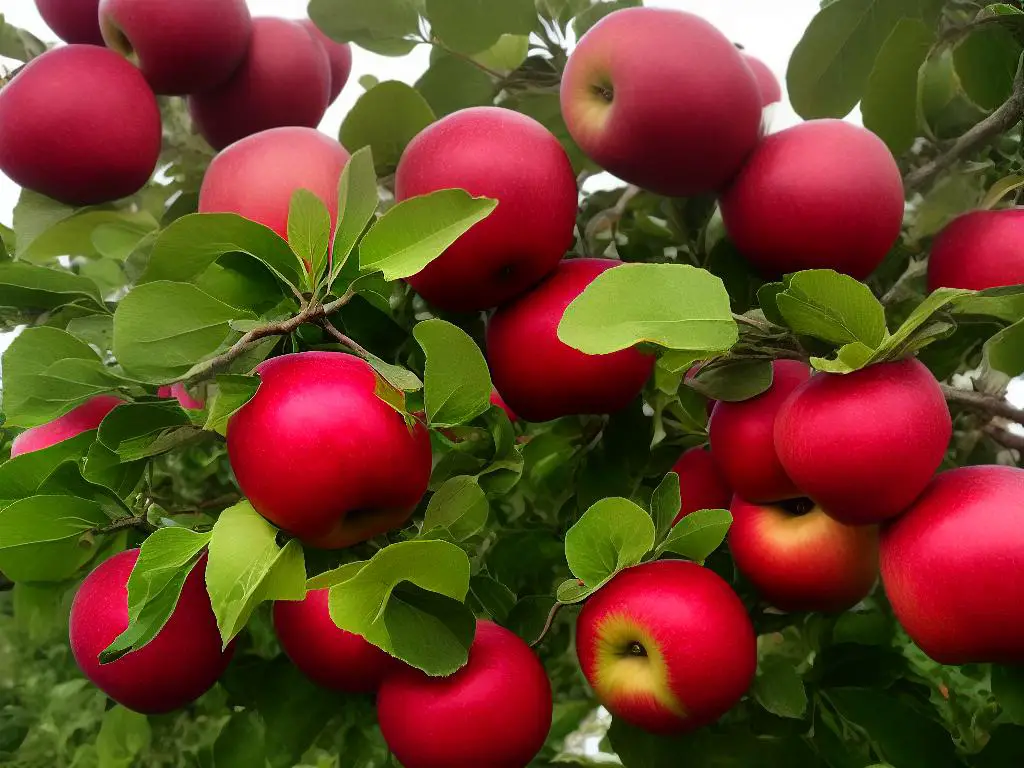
[811,341,877,373]
[415,54,496,117]
[565,497,656,591]
[469,575,516,622]
[287,189,331,284]
[422,475,489,540]
[330,146,379,285]
[0,15,47,61]
[688,359,773,402]
[213,711,267,768]
[96,706,152,768]
[753,657,808,719]
[365,354,423,393]
[0,431,97,501]
[426,0,536,53]
[953,285,1024,322]
[413,318,493,427]
[777,270,888,348]
[359,190,498,281]
[984,318,1024,377]
[573,0,642,38]
[0,261,105,310]
[97,402,197,461]
[307,0,420,45]
[650,472,682,542]
[871,287,972,363]
[993,665,1024,725]
[558,263,738,354]
[101,528,212,661]
[981,174,1024,210]
[203,374,261,436]
[206,501,307,647]
[0,495,109,582]
[471,33,529,72]
[658,508,732,562]
[306,560,367,591]
[340,81,436,175]
[556,578,593,604]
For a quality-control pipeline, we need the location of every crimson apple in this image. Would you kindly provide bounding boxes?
[188,17,331,150]
[226,352,431,548]
[708,360,810,503]
[560,7,761,197]
[377,620,551,768]
[69,550,233,713]
[98,0,252,95]
[576,560,755,734]
[198,126,349,241]
[490,389,518,423]
[742,53,782,106]
[395,107,578,311]
[301,19,353,103]
[720,119,904,279]
[881,466,1024,664]
[670,447,732,525]
[158,382,204,410]
[0,46,161,205]
[775,358,951,525]
[486,259,655,422]
[927,209,1024,292]
[730,496,878,612]
[273,589,397,693]
[35,0,104,44]
[11,395,122,457]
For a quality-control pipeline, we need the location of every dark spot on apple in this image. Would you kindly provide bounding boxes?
[591,83,614,103]
[627,641,647,658]
[779,497,815,517]
[497,263,516,282]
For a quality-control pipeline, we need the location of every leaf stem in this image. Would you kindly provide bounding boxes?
[321,318,372,359]
[417,35,507,80]
[530,601,564,648]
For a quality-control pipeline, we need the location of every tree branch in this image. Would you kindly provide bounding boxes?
[321,318,372,359]
[93,515,155,535]
[530,601,564,648]
[905,63,1024,192]
[941,384,1024,426]
[985,425,1024,453]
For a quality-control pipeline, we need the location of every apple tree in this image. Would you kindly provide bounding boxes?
[1,1,1024,767]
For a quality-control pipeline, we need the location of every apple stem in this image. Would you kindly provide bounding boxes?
[529,601,564,649]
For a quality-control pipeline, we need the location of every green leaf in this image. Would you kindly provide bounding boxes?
[287,190,331,284]
[0,262,105,310]
[688,359,773,402]
[0,14,46,61]
[307,0,420,44]
[101,528,212,661]
[811,341,878,374]
[573,0,642,38]
[96,706,152,768]
[206,501,307,647]
[984,318,1024,377]
[327,539,474,675]
[139,213,304,294]
[97,402,197,461]
[425,0,537,54]
[67,314,115,350]
[113,281,255,383]
[330,146,379,286]
[753,657,808,719]
[953,285,1024,322]
[993,665,1024,725]
[359,189,498,281]
[413,318,493,427]
[415,54,496,117]
[203,374,261,436]
[83,443,146,500]
[981,174,1024,210]
[340,81,436,175]
[422,475,489,540]
[954,22,1022,112]
[650,472,682,542]
[38,461,131,519]
[0,495,109,582]
[564,497,655,591]
[0,431,96,502]
[213,711,266,768]
[558,263,738,354]
[469,575,516,622]
[871,287,972,363]
[862,19,935,155]
[306,560,368,591]
[658,508,732,562]
[471,33,530,72]
[787,0,923,119]
[365,354,423,393]
[777,270,888,348]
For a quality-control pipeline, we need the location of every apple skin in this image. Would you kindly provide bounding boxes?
[395,107,578,312]
[720,119,904,280]
[486,259,655,422]
[881,466,1024,664]
[199,126,349,241]
[669,447,732,525]
[158,382,204,410]
[188,17,331,151]
[708,360,810,503]
[742,53,782,106]
[69,550,233,714]
[576,560,755,734]
[0,46,161,206]
[560,7,761,197]
[273,589,397,693]
[775,358,951,526]
[11,395,123,457]
[35,0,104,44]
[927,209,1024,292]
[301,20,353,103]
[226,352,431,549]
[490,389,518,423]
[377,620,552,768]
[729,496,879,613]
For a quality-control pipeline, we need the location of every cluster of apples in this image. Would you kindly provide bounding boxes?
[0,0,352,206]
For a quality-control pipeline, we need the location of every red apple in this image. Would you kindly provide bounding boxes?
[775,358,951,525]
[729,496,878,612]
[560,7,761,197]
[882,466,1024,664]
[927,209,1024,292]
[188,17,331,150]
[708,360,810,503]
[486,259,655,422]
[0,46,161,205]
[742,53,782,106]
[576,560,755,734]
[490,389,518,423]
[11,395,122,457]
[273,589,397,693]
[226,352,431,549]
[98,0,252,95]
[670,447,732,525]
[69,550,233,714]
[720,119,904,279]
[301,19,353,103]
[35,0,104,45]
[395,107,578,311]
[198,126,349,241]
[377,620,552,768]
[158,382,204,410]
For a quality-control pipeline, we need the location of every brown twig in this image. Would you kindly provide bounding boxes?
[530,601,564,648]
[321,318,372,359]
[941,384,1024,426]
[93,515,155,535]
[985,425,1024,452]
